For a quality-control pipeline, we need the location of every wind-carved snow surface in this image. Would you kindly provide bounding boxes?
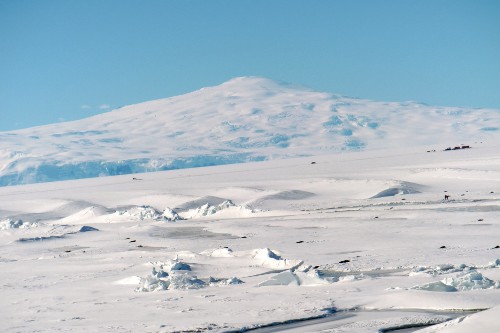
[1,76,499,186]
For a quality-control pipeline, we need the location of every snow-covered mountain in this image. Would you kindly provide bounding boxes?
[1,76,498,186]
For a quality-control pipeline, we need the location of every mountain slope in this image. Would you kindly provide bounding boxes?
[1,76,498,186]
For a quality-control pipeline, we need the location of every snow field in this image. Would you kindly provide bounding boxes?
[0,145,499,332]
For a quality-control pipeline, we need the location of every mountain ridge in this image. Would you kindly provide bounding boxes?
[1,77,498,186]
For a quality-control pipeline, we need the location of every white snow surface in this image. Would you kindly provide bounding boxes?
[1,76,499,186]
[1,79,500,332]
[1,144,500,332]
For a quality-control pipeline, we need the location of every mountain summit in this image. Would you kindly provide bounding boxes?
[0,77,498,186]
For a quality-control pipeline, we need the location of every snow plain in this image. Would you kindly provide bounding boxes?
[1,143,500,332]
[1,77,500,332]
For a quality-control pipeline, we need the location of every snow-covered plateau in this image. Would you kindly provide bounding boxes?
[1,77,500,332]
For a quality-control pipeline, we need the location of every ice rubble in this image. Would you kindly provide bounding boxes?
[442,271,500,291]
[136,247,310,292]
[409,263,470,276]
[248,248,338,287]
[115,200,253,222]
[411,263,500,292]
[115,205,165,220]
[180,200,254,219]
[115,205,184,221]
[0,218,39,230]
[162,207,183,221]
[136,259,243,292]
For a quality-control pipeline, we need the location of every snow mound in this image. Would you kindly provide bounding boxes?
[114,276,142,285]
[412,281,458,292]
[251,248,303,269]
[62,206,110,222]
[258,269,330,287]
[200,247,234,257]
[0,218,39,230]
[371,182,421,198]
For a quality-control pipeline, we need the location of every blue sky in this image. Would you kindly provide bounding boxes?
[1,0,499,131]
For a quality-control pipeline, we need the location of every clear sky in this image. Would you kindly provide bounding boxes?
[1,0,499,131]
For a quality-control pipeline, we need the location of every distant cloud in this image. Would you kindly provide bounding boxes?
[58,117,66,122]
[80,104,111,111]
